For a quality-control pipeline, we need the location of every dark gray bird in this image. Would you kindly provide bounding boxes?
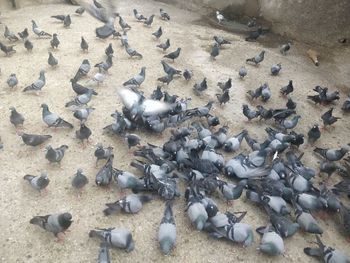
[152,26,163,39]
[219,180,247,203]
[216,90,230,105]
[245,26,263,41]
[63,14,71,28]
[7,73,18,88]
[217,78,232,91]
[103,194,151,215]
[239,66,247,78]
[74,59,90,81]
[105,43,113,56]
[160,8,170,20]
[94,55,113,72]
[164,48,181,62]
[0,42,16,56]
[314,146,349,162]
[271,63,282,75]
[342,95,350,112]
[80,36,88,52]
[75,6,85,15]
[246,50,265,65]
[247,17,256,27]
[279,115,301,130]
[157,38,170,51]
[50,33,60,49]
[158,202,176,255]
[123,67,146,87]
[97,242,110,263]
[9,107,24,128]
[280,43,291,55]
[23,172,50,193]
[41,103,73,128]
[18,28,29,40]
[31,20,51,38]
[76,123,92,144]
[51,15,66,22]
[89,228,135,252]
[45,145,68,165]
[18,132,52,147]
[133,9,147,21]
[24,39,33,51]
[144,14,155,26]
[30,213,73,239]
[193,78,207,94]
[4,25,19,41]
[71,168,89,191]
[94,144,113,167]
[125,133,141,149]
[307,124,321,144]
[213,35,231,46]
[73,107,95,123]
[48,52,58,67]
[70,79,97,95]
[242,104,260,121]
[93,0,103,8]
[210,43,219,59]
[321,107,340,127]
[119,16,131,31]
[161,60,181,76]
[286,97,296,109]
[23,70,46,94]
[280,80,293,96]
[183,69,193,80]
[151,86,163,100]
[158,74,174,86]
[95,155,114,186]
[124,43,143,58]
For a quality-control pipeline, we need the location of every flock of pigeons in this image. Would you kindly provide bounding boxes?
[1,0,350,262]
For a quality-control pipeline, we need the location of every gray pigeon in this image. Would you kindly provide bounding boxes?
[95,155,114,186]
[186,198,208,230]
[342,95,350,112]
[103,194,152,215]
[18,28,29,40]
[0,42,16,56]
[89,228,135,252]
[18,132,52,147]
[94,144,113,167]
[113,169,143,190]
[23,172,50,193]
[219,179,247,203]
[157,39,170,51]
[213,35,231,46]
[321,107,340,127]
[261,83,271,101]
[76,123,92,144]
[50,33,60,49]
[183,69,193,80]
[279,115,301,130]
[239,66,247,78]
[41,103,73,128]
[210,43,220,59]
[63,14,71,28]
[121,31,128,46]
[73,107,95,123]
[124,43,142,58]
[30,213,73,239]
[71,168,89,191]
[193,78,207,94]
[211,222,254,247]
[152,26,163,39]
[133,9,147,21]
[271,63,282,75]
[280,80,293,96]
[4,25,19,41]
[105,43,113,56]
[280,43,291,55]
[24,39,33,51]
[75,6,85,15]
[118,16,131,31]
[164,47,181,62]
[242,104,260,121]
[144,14,155,26]
[314,145,349,161]
[80,36,89,52]
[23,70,46,93]
[246,51,265,65]
[223,130,247,152]
[123,67,146,87]
[45,145,68,165]
[97,242,110,263]
[74,59,91,81]
[158,202,176,255]
[48,52,58,67]
[31,20,51,38]
[160,9,170,20]
[7,73,18,88]
[125,133,141,149]
[51,15,66,22]
[9,107,25,128]
[257,226,284,256]
[65,89,95,107]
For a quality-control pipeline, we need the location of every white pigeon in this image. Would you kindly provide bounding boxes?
[216,11,225,24]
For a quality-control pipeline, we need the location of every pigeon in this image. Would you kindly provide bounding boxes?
[24,39,33,51]
[94,144,113,167]
[30,213,73,239]
[151,86,163,100]
[125,134,141,149]
[245,26,263,41]
[280,43,291,55]
[23,172,50,193]
[9,107,24,128]
[23,70,46,93]
[80,36,89,52]
[216,11,225,24]
[41,103,73,128]
[63,14,71,28]
[219,180,247,203]
[93,0,103,8]
[271,63,282,75]
[279,83,294,99]
[75,6,85,15]
[89,228,135,252]
[239,66,247,78]
[242,104,260,121]
[48,52,58,67]
[213,36,231,46]
[157,38,170,51]
[279,115,301,130]
[51,15,66,22]
[18,28,29,40]
[160,8,170,20]
[246,51,265,65]
[118,16,131,31]
[321,107,340,127]
[95,155,114,186]
[7,73,18,88]
[314,146,349,161]
[158,74,174,86]
[186,197,208,230]
[123,67,146,87]
[210,43,220,59]
[295,208,323,234]
[113,169,143,190]
[70,79,97,95]
[50,33,60,49]
[73,59,90,81]
[18,132,52,147]
[307,124,321,144]
[286,97,296,109]
[211,222,254,247]
[247,17,256,27]
[193,78,208,94]
[217,78,232,91]
[4,25,19,41]
[133,9,147,21]
[103,194,151,215]
[45,145,68,164]
[216,90,230,105]
[161,60,181,76]
[158,202,176,255]
[97,242,110,263]
[152,26,163,39]
[105,43,113,56]
[120,31,128,46]
[261,83,271,101]
[76,123,92,144]
[31,20,51,37]
[73,107,95,123]
[164,48,181,62]
[223,130,247,152]
[183,69,193,80]
[144,14,155,26]
[124,44,143,58]
[71,168,89,191]
[0,42,16,56]
[66,89,95,107]
[257,227,284,256]
[342,95,350,112]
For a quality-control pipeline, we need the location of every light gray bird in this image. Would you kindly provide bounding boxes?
[152,26,163,39]
[157,38,170,51]
[103,194,152,215]
[261,83,271,101]
[314,145,349,161]
[262,195,290,215]
[271,63,282,75]
[296,193,325,211]
[74,59,90,81]
[48,52,58,67]
[50,33,60,49]
[18,132,52,147]
[9,106,24,128]
[216,11,225,24]
[295,208,323,234]
[239,66,247,78]
[210,43,220,59]
[23,172,50,193]
[186,197,208,230]
[0,42,16,56]
[31,20,51,37]
[219,179,247,203]
[63,14,71,27]
[65,89,95,107]
[257,226,284,256]
[160,8,170,20]
[4,25,19,41]
[73,107,95,123]
[279,115,301,130]
[123,67,146,87]
[158,202,176,255]
[95,155,114,186]
[211,222,254,247]
[133,9,147,21]
[246,50,265,65]
[94,144,113,167]
[89,228,135,252]
[280,43,291,55]
[92,72,106,85]
[71,168,89,191]
[223,130,247,152]
[124,44,143,58]
[7,73,18,88]
[30,213,73,239]
[119,16,131,31]
[24,39,33,51]
[23,70,46,94]
[144,14,155,26]
[113,169,143,190]
[41,103,73,128]
[97,242,110,263]
[121,31,128,46]
[80,36,88,52]
[45,145,68,165]
[213,35,231,46]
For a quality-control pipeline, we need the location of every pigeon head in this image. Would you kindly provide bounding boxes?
[77,168,83,174]
[40,172,48,179]
[41,103,48,109]
[53,33,57,37]
[9,106,15,111]
[58,213,73,228]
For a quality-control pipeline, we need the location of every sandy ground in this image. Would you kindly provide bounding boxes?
[0,1,350,262]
